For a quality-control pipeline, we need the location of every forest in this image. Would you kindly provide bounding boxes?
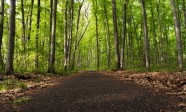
[0,0,186,111]
[0,0,186,74]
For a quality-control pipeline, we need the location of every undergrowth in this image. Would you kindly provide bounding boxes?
[0,78,27,92]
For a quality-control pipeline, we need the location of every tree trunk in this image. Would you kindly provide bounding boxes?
[140,0,150,69]
[170,0,183,71]
[120,0,127,69]
[5,0,16,74]
[35,0,40,70]
[48,0,57,73]
[64,0,68,71]
[48,0,53,70]
[21,0,26,51]
[0,0,4,69]
[67,0,74,66]
[93,0,100,70]
[150,0,159,67]
[112,0,120,69]
[21,0,26,69]
[28,0,34,41]
[103,0,111,68]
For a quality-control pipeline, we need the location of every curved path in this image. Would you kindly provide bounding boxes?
[18,71,183,112]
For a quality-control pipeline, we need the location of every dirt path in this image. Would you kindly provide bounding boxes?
[14,71,184,112]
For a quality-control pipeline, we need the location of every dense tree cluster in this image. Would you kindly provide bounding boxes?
[0,0,185,73]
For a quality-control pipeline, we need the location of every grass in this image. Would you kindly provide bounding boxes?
[13,97,31,105]
[0,78,27,92]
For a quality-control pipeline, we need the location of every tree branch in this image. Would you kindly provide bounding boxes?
[75,21,90,50]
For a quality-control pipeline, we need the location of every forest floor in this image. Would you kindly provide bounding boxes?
[0,71,186,112]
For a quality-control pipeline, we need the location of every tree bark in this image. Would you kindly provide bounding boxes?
[170,0,183,71]
[120,0,127,69]
[0,0,4,69]
[48,0,53,70]
[64,0,68,71]
[67,0,74,66]
[35,0,40,70]
[93,0,100,70]
[112,0,120,69]
[150,0,159,66]
[21,0,26,69]
[140,0,150,69]
[48,0,57,73]
[5,0,16,74]
[28,0,34,41]
[103,0,111,68]
[21,0,26,50]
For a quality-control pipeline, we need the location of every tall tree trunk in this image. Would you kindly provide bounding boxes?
[48,0,53,70]
[93,0,100,70]
[28,0,34,41]
[48,0,57,73]
[150,0,159,67]
[0,0,4,69]
[140,0,150,69]
[5,0,16,74]
[103,0,111,68]
[170,0,183,71]
[64,0,68,71]
[21,0,26,69]
[157,0,165,65]
[67,0,74,66]
[35,0,40,70]
[112,0,120,69]
[120,0,127,69]
[21,0,26,51]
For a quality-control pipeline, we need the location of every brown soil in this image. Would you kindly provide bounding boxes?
[1,71,186,112]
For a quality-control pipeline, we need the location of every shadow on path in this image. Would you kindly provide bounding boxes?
[18,71,182,112]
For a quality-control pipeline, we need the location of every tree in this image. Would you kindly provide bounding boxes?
[48,0,57,72]
[71,0,83,70]
[5,0,16,74]
[140,0,150,69]
[67,0,74,66]
[120,0,127,69]
[170,0,183,71]
[0,0,4,69]
[112,0,120,69]
[150,0,158,66]
[103,0,111,68]
[20,0,26,69]
[64,0,68,71]
[93,0,100,70]
[71,0,90,70]
[48,0,53,66]
[0,0,185,73]
[27,0,34,41]
[35,0,41,70]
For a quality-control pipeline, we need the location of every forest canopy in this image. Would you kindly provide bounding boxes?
[0,0,186,73]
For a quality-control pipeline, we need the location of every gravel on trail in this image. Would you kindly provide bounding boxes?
[16,71,184,112]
